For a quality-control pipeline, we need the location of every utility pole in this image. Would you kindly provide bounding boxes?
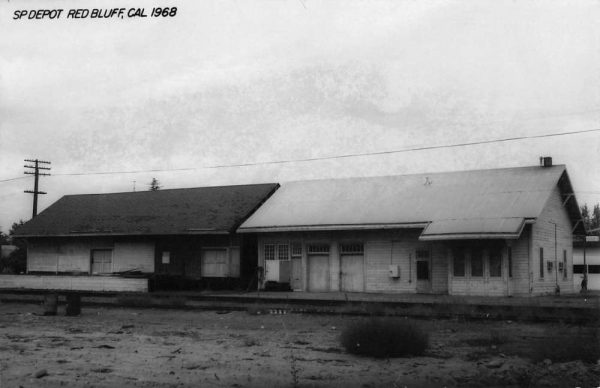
[24,159,51,218]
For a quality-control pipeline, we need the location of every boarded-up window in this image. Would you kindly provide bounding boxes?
[91,249,112,274]
[453,249,465,277]
[113,242,155,273]
[201,249,228,277]
[489,249,502,277]
[539,248,544,278]
[471,249,483,277]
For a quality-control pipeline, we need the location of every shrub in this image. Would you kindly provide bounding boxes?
[340,318,428,358]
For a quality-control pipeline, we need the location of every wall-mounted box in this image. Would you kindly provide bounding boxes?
[389,265,400,278]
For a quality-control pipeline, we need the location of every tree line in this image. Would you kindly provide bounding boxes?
[581,203,600,235]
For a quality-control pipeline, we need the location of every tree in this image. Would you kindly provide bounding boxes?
[581,204,590,231]
[0,220,26,274]
[581,203,600,235]
[592,204,600,234]
[0,231,9,245]
[148,178,161,191]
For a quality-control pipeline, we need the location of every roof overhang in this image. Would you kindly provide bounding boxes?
[418,217,527,241]
[238,222,429,233]
[16,231,231,238]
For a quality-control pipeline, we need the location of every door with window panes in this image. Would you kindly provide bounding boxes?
[264,243,291,283]
[290,243,303,290]
[340,243,364,292]
[307,244,330,291]
[416,249,431,293]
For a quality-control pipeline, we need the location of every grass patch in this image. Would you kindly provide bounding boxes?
[340,318,428,358]
[529,330,600,363]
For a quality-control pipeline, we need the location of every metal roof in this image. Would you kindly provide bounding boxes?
[239,165,584,239]
[15,183,279,237]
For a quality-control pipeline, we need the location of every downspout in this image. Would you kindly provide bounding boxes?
[554,222,559,295]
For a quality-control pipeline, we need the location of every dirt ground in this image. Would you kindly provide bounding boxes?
[0,302,598,388]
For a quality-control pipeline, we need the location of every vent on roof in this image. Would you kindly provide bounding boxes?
[539,156,552,167]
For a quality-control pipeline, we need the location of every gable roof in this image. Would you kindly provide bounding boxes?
[239,165,585,239]
[15,183,279,237]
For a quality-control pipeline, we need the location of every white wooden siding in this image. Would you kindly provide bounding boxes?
[531,186,574,295]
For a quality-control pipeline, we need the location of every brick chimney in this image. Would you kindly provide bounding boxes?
[539,156,553,167]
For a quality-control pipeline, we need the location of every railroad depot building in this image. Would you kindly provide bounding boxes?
[239,163,585,296]
[9,183,278,292]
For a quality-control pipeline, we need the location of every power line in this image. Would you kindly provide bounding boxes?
[51,127,600,173]
[206,128,600,168]
[0,176,28,183]
[1,127,599,182]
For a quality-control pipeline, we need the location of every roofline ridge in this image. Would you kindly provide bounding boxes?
[59,182,279,197]
[277,164,567,185]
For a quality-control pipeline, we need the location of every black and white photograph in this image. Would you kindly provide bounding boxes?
[1,0,599,386]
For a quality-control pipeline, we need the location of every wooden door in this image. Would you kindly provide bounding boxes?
[291,258,302,290]
[340,255,364,292]
[415,249,431,293]
[201,249,228,277]
[308,255,329,291]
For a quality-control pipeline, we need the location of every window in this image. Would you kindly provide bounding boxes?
[264,243,290,261]
[489,249,502,277]
[575,264,600,274]
[291,242,302,258]
[539,247,544,278]
[264,244,275,261]
[340,243,364,255]
[563,250,567,279]
[508,247,513,278]
[471,249,483,277]
[277,244,290,260]
[416,249,429,259]
[453,249,465,277]
[161,251,170,264]
[91,249,112,274]
[307,244,330,255]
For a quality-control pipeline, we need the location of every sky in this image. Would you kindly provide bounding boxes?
[1,0,599,233]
